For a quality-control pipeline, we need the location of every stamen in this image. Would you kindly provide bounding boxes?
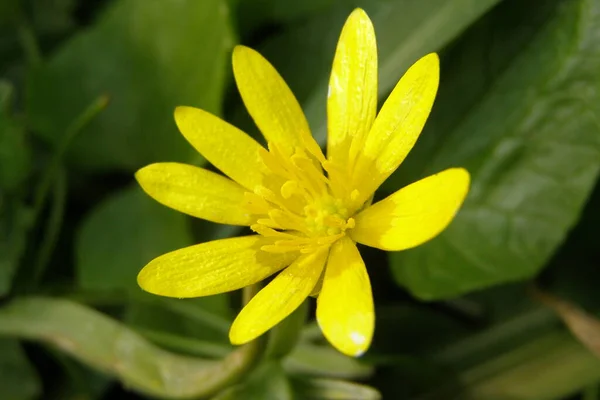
[259,147,291,179]
[269,210,308,233]
[280,180,299,199]
[256,218,282,229]
[245,138,363,254]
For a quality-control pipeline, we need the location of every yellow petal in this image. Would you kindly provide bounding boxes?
[138,236,298,298]
[352,53,440,205]
[317,237,373,357]
[174,106,264,191]
[350,168,470,251]
[327,8,377,172]
[229,249,328,344]
[232,45,324,161]
[136,162,252,226]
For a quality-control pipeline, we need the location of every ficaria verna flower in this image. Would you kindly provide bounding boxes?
[135,8,470,357]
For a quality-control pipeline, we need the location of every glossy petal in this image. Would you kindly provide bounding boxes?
[351,168,470,251]
[232,45,324,161]
[229,249,328,344]
[352,53,440,204]
[327,8,377,171]
[174,106,264,191]
[317,237,374,357]
[136,162,252,225]
[138,236,298,298]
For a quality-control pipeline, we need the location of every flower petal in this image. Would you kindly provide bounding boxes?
[136,162,252,225]
[174,106,264,191]
[352,53,440,204]
[351,168,470,251]
[327,8,377,171]
[232,45,324,161]
[138,236,298,298]
[317,237,373,357]
[229,248,328,344]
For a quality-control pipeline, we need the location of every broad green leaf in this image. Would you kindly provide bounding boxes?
[27,0,234,171]
[390,0,600,299]
[233,0,347,40]
[291,377,381,400]
[76,184,234,340]
[212,362,293,400]
[0,339,40,400]
[125,294,233,343]
[251,0,503,144]
[381,0,561,193]
[0,297,255,399]
[76,184,192,292]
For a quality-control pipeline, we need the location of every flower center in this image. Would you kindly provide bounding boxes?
[244,142,355,254]
[304,196,354,237]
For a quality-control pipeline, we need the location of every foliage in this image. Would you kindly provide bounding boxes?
[1,0,600,399]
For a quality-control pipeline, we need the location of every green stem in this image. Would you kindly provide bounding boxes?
[266,300,308,359]
[55,285,268,397]
[31,167,66,285]
[196,283,268,397]
[32,95,109,221]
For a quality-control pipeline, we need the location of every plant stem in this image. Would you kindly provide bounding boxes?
[195,283,268,397]
[32,95,109,221]
[266,300,308,359]
[31,167,66,285]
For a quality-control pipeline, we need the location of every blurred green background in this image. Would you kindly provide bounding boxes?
[1,0,600,399]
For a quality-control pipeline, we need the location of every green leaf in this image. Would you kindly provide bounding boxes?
[390,0,600,299]
[27,0,234,171]
[76,184,192,293]
[0,297,254,399]
[0,339,41,400]
[212,362,293,400]
[291,377,381,400]
[125,295,233,343]
[232,0,346,40]
[251,0,503,144]
[76,184,235,341]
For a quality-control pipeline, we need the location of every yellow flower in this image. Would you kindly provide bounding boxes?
[135,8,470,357]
